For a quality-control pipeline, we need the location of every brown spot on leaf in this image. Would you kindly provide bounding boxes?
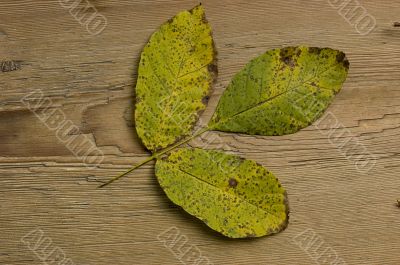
[336,52,349,69]
[393,22,400,27]
[343,59,350,69]
[283,56,296,68]
[336,52,345,63]
[309,47,322,55]
[279,47,292,57]
[228,178,238,188]
[208,63,218,75]
[279,47,298,68]
[202,95,210,104]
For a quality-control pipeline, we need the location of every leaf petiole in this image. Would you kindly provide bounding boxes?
[98,126,210,188]
[97,155,156,188]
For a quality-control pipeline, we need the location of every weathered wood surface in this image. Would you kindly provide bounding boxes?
[1,0,400,264]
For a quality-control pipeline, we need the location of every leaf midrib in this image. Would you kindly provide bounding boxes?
[168,165,286,220]
[211,63,337,128]
[144,16,213,145]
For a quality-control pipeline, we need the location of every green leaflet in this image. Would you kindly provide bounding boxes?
[135,5,217,152]
[209,46,349,135]
[155,148,289,238]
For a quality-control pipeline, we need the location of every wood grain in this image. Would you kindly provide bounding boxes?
[1,0,400,264]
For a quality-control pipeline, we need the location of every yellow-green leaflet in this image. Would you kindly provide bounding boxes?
[209,46,349,135]
[135,5,216,152]
[155,148,289,238]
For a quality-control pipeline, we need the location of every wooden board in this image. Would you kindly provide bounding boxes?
[1,0,400,264]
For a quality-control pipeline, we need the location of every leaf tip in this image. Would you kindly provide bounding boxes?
[190,3,205,14]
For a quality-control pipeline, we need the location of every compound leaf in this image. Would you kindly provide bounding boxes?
[135,5,217,152]
[209,46,349,135]
[155,148,289,238]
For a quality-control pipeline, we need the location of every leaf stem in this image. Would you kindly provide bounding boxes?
[98,126,210,188]
[98,155,156,188]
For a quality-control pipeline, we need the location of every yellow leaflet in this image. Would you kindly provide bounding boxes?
[135,5,217,152]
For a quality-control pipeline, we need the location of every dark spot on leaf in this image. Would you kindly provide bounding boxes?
[393,22,400,27]
[228,178,238,188]
[202,95,210,104]
[309,47,322,54]
[336,52,349,69]
[343,58,350,69]
[336,52,345,63]
[281,55,296,68]
[208,63,218,74]
[279,47,297,68]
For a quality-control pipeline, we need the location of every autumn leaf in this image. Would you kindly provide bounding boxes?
[155,148,289,238]
[209,46,349,135]
[135,4,217,152]
[102,8,350,243]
